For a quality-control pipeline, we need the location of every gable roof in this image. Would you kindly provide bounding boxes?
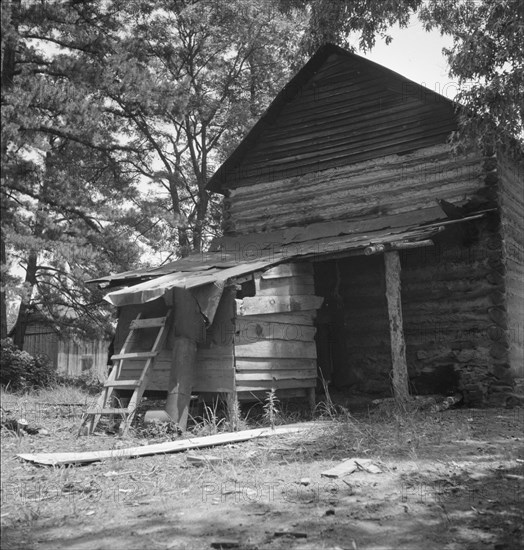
[207,43,457,194]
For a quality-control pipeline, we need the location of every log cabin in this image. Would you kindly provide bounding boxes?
[89,44,523,429]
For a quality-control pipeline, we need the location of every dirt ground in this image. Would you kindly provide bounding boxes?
[1,397,523,550]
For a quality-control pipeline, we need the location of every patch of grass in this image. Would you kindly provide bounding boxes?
[190,400,227,436]
[135,418,181,440]
[1,385,94,430]
[314,374,354,421]
[1,376,519,550]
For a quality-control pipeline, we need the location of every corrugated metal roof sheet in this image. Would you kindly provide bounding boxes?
[103,258,281,309]
[96,212,492,309]
[93,211,492,310]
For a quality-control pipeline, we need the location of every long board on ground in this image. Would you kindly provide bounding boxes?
[17,423,322,466]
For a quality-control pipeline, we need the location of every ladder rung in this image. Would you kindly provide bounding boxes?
[111,352,158,361]
[86,407,133,415]
[130,317,167,329]
[104,380,141,388]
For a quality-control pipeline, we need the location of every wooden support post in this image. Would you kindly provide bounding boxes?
[225,391,239,431]
[307,387,316,415]
[384,251,410,403]
[165,336,197,429]
[165,288,205,430]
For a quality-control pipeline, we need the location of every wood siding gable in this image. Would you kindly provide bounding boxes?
[208,44,457,193]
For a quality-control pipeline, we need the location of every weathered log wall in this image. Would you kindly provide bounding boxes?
[314,217,513,405]
[224,144,484,235]
[498,154,524,379]
[234,263,322,402]
[400,219,511,405]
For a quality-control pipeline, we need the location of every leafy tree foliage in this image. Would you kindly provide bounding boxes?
[108,0,307,255]
[0,338,56,391]
[1,0,144,344]
[1,0,306,345]
[278,0,422,52]
[420,0,524,154]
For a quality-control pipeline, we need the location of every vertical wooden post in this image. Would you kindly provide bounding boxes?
[307,387,316,415]
[225,391,239,431]
[384,251,410,403]
[165,288,204,430]
[165,336,197,429]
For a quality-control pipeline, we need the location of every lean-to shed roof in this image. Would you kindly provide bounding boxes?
[89,212,489,311]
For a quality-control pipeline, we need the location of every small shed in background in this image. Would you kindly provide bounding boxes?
[18,308,110,381]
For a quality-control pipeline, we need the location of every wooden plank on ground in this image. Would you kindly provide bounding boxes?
[321,458,382,478]
[17,424,319,466]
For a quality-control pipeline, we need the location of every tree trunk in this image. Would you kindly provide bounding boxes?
[1,0,21,340]
[248,57,258,118]
[192,188,208,252]
[11,150,51,349]
[0,237,8,340]
[192,128,208,253]
[168,174,191,257]
[12,251,38,349]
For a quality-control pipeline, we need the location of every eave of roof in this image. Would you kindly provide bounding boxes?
[92,210,493,310]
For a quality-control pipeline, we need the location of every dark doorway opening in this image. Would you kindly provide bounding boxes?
[313,255,393,407]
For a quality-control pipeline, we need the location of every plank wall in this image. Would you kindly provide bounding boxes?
[234,263,323,401]
[56,339,110,381]
[24,325,109,381]
[23,326,59,366]
[224,144,485,235]
[115,292,235,394]
[219,51,457,190]
[498,154,524,378]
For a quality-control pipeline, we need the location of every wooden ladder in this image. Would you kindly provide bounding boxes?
[78,311,170,436]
